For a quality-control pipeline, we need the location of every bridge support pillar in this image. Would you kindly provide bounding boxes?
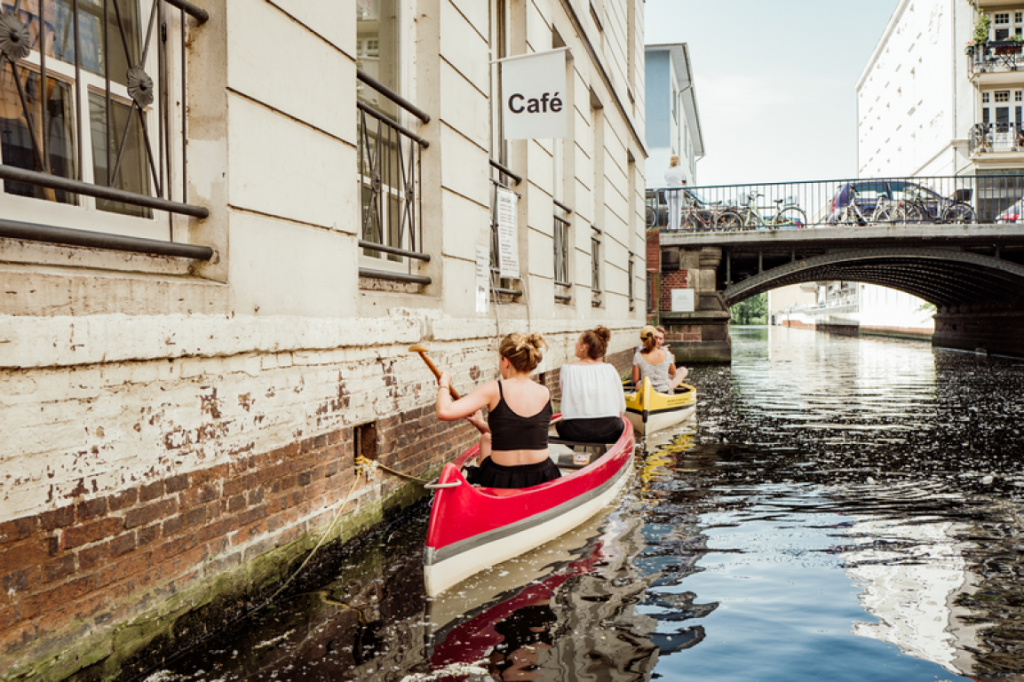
[657,246,732,363]
[932,307,1024,358]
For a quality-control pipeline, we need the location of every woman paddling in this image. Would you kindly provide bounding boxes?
[435,332,559,489]
[556,326,626,443]
[632,325,688,392]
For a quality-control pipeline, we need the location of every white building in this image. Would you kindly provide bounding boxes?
[644,43,704,188]
[0,1,647,678]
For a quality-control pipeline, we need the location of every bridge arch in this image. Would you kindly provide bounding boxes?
[723,247,1024,311]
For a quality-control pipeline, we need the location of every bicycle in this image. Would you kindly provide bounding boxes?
[896,185,975,224]
[721,192,808,230]
[680,195,736,231]
[837,190,898,226]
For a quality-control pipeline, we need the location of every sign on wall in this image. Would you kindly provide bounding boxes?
[500,49,568,140]
[495,186,520,279]
[671,288,694,312]
[476,244,490,314]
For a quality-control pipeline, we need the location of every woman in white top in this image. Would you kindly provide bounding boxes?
[632,325,688,393]
[664,155,687,232]
[556,326,627,443]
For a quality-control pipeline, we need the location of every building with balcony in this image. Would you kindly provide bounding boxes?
[0,1,648,678]
[644,42,704,188]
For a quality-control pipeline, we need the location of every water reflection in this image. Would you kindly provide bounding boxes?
[136,327,1024,682]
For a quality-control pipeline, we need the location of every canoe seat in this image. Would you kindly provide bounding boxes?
[549,438,610,470]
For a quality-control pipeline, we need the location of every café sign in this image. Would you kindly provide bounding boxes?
[499,48,568,140]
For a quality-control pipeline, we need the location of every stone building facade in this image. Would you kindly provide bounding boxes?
[0,0,647,678]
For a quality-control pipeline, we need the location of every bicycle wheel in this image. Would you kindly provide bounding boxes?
[715,211,743,231]
[683,210,701,231]
[901,204,925,223]
[942,203,975,224]
[871,204,896,225]
[773,207,807,229]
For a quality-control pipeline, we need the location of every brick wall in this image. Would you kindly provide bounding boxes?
[0,407,478,680]
[659,269,690,311]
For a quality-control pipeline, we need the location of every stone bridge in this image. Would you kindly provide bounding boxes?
[652,222,1024,361]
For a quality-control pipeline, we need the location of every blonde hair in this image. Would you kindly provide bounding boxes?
[639,325,658,353]
[669,155,680,167]
[499,332,547,372]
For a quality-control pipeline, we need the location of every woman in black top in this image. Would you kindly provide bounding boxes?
[435,332,559,489]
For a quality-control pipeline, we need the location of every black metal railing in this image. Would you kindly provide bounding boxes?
[0,0,211,256]
[357,69,430,286]
[590,224,601,307]
[489,158,522,298]
[646,174,1024,231]
[968,41,1024,76]
[553,204,571,302]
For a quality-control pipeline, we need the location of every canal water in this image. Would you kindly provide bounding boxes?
[135,326,1024,682]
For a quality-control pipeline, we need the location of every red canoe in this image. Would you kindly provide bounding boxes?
[423,415,635,597]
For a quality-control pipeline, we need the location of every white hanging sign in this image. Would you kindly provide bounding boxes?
[500,49,568,140]
[495,186,520,279]
[475,244,490,314]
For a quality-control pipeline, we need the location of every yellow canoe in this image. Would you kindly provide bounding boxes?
[624,377,697,435]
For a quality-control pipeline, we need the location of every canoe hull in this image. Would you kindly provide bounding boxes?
[624,377,697,436]
[423,416,634,597]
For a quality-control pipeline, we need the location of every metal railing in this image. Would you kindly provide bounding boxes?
[553,204,571,302]
[590,224,601,307]
[357,69,430,285]
[0,0,211,257]
[627,253,635,310]
[968,41,1024,76]
[969,122,1024,155]
[646,174,1024,231]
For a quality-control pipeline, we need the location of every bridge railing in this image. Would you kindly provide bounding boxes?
[646,175,1024,232]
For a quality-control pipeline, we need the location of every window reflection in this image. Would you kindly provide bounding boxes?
[89,91,151,217]
[1,0,141,86]
[356,0,400,118]
[0,68,77,203]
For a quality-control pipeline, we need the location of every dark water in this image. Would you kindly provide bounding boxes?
[137,327,1024,682]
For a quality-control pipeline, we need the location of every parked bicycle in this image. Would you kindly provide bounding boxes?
[720,192,807,230]
[895,185,975,224]
[680,192,737,231]
[837,188,898,226]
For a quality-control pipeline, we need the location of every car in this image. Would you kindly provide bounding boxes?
[828,180,974,224]
[997,198,1024,223]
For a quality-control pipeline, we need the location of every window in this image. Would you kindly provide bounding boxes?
[356,0,429,283]
[983,92,990,103]
[996,91,1010,103]
[0,0,198,234]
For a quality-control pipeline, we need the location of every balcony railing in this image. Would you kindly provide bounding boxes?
[553,200,571,303]
[646,174,1024,231]
[0,0,212,259]
[968,41,1024,77]
[357,69,431,286]
[969,121,1024,155]
[590,224,601,307]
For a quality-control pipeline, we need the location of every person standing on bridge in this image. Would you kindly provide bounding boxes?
[664,155,687,231]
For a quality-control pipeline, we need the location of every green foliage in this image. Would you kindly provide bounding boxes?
[730,293,768,325]
[916,301,937,314]
[975,13,991,44]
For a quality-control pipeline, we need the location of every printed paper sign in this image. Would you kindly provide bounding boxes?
[495,187,520,279]
[501,49,568,140]
[671,288,694,312]
[476,244,490,314]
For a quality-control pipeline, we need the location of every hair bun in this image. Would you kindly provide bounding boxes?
[594,326,611,343]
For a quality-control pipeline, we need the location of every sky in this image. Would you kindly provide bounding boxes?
[644,0,901,186]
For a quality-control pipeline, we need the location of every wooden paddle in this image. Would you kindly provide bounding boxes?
[409,343,461,399]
